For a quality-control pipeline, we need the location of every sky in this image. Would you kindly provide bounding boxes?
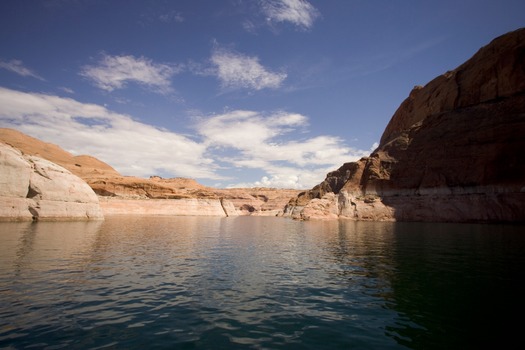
[0,0,523,189]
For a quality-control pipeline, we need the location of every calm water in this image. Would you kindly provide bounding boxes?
[1,217,524,349]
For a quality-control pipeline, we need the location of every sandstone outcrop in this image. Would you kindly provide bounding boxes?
[214,187,301,216]
[0,142,104,221]
[286,28,525,222]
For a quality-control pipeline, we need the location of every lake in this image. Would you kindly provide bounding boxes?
[1,216,524,349]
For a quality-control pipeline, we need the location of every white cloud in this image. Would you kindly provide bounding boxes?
[0,87,218,179]
[197,110,370,188]
[261,0,320,29]
[80,54,181,94]
[0,59,45,80]
[0,87,373,189]
[230,165,336,189]
[210,48,287,90]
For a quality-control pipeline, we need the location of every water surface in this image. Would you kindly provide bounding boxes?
[1,217,524,349]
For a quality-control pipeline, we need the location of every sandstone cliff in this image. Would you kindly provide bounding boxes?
[0,142,104,221]
[286,28,525,222]
[99,198,238,217]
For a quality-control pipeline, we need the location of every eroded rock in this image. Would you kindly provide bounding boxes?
[0,143,104,221]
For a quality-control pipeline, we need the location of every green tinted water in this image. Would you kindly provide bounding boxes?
[1,217,523,349]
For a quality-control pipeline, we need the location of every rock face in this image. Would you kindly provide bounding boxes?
[99,197,238,217]
[0,143,104,221]
[214,187,302,216]
[286,28,525,222]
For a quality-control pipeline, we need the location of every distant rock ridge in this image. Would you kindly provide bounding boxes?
[98,197,238,217]
[285,28,525,222]
[0,128,300,217]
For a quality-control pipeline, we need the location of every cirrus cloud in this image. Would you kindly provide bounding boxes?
[261,0,320,30]
[80,54,182,94]
[210,48,287,90]
[0,59,45,80]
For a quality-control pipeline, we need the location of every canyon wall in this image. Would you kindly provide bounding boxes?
[286,28,525,222]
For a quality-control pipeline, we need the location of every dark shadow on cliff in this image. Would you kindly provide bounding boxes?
[377,92,525,222]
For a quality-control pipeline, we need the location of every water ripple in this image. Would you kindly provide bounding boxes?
[1,217,524,349]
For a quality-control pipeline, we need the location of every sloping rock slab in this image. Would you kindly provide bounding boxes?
[0,143,104,221]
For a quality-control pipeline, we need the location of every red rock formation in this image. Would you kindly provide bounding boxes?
[288,28,525,222]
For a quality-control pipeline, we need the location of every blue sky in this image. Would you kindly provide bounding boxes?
[0,0,523,188]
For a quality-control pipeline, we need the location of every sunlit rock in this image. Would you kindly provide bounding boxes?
[0,142,104,221]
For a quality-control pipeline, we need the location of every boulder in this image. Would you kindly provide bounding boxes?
[0,143,104,221]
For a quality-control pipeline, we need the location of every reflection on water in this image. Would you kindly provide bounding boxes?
[5,221,103,275]
[1,217,524,349]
